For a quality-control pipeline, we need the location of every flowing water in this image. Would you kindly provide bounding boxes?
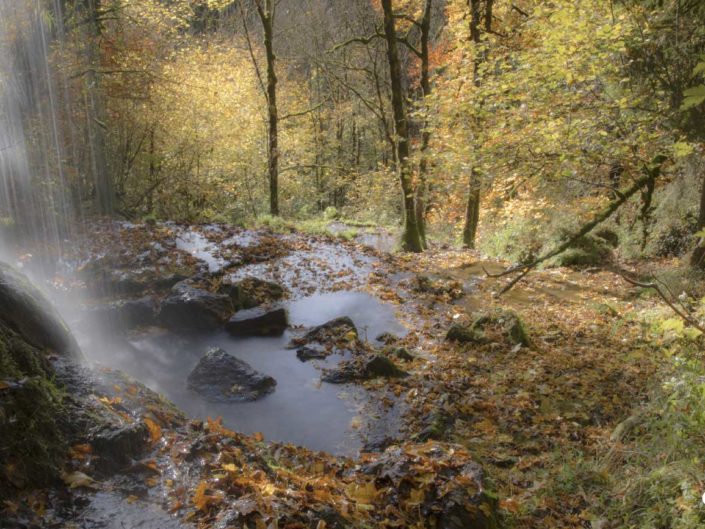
[80,290,407,455]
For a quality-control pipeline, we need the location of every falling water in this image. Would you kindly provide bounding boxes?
[0,0,74,275]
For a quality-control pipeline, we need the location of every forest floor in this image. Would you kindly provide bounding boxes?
[2,222,683,528]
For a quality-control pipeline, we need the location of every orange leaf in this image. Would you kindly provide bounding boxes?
[143,418,162,444]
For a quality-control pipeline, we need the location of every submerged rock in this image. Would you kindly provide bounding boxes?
[0,261,81,358]
[296,344,328,361]
[187,348,276,402]
[225,307,288,336]
[158,281,234,332]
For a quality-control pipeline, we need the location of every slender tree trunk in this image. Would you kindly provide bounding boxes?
[691,173,705,267]
[256,0,279,216]
[415,0,433,249]
[461,0,492,249]
[462,170,481,248]
[83,0,112,215]
[381,0,423,252]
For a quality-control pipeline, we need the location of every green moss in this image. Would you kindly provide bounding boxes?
[0,323,67,499]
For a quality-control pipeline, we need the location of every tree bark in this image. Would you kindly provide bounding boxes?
[83,0,112,215]
[415,0,433,249]
[691,173,705,267]
[381,0,423,252]
[256,0,279,216]
[461,0,491,249]
[462,170,481,248]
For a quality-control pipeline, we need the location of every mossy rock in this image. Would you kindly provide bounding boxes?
[551,235,612,268]
[448,309,531,348]
[474,308,531,347]
[0,322,67,498]
[446,324,488,344]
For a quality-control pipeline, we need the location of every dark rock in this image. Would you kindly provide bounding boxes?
[447,309,530,347]
[187,348,276,402]
[221,277,286,310]
[296,344,328,361]
[446,324,487,344]
[388,346,415,361]
[302,316,357,342]
[364,355,408,378]
[0,261,81,358]
[225,307,288,337]
[89,296,157,330]
[158,281,234,332]
[474,309,530,347]
[322,354,407,383]
[91,421,149,473]
[413,275,464,299]
[375,332,399,345]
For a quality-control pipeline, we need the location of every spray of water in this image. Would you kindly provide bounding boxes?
[0,0,76,276]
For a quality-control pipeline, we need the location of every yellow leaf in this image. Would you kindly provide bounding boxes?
[143,418,162,444]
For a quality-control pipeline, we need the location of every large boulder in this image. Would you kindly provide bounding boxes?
[0,261,81,358]
[158,281,234,332]
[225,307,288,337]
[187,348,276,402]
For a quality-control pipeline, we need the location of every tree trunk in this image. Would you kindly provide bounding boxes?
[691,173,705,267]
[256,0,279,216]
[462,170,481,248]
[83,0,112,215]
[415,0,433,249]
[381,0,423,252]
[461,0,491,248]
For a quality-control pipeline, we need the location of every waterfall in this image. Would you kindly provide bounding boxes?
[0,0,74,274]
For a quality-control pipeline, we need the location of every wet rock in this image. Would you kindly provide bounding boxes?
[375,332,399,345]
[413,275,464,300]
[90,421,149,473]
[288,317,361,359]
[89,296,158,330]
[364,355,409,378]
[221,277,286,310]
[158,281,234,332]
[296,344,328,361]
[225,307,288,337]
[0,261,81,358]
[322,354,408,383]
[187,348,276,402]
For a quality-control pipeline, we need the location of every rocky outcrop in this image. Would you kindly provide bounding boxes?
[225,307,288,337]
[0,262,81,358]
[187,348,276,402]
[158,280,234,332]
